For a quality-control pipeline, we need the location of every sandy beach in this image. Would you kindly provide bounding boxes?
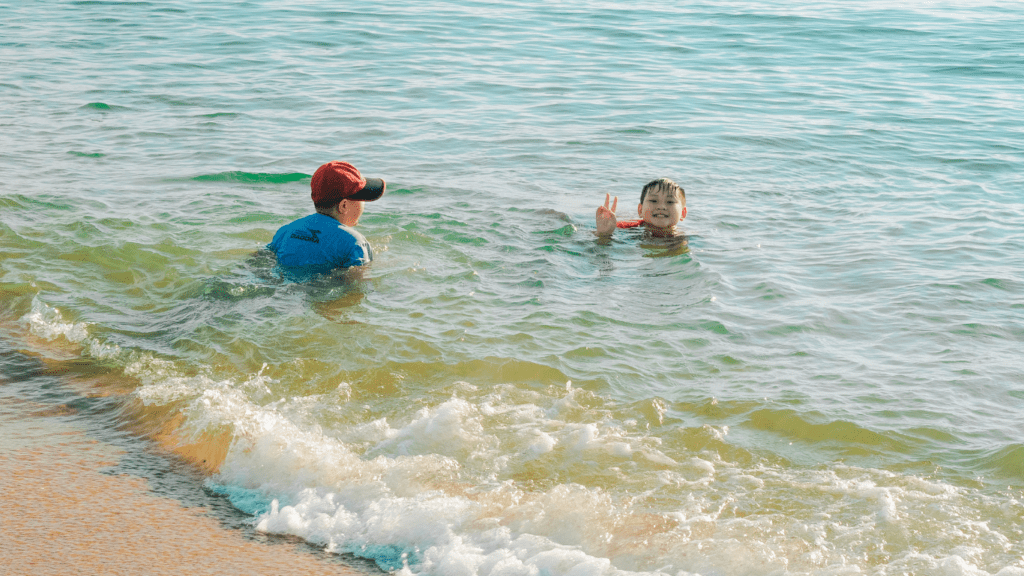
[0,394,367,576]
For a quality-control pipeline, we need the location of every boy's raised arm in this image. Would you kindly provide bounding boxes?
[595,193,618,236]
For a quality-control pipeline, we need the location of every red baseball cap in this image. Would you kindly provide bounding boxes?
[310,161,386,206]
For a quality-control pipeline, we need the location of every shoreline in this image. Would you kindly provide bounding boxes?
[0,345,374,576]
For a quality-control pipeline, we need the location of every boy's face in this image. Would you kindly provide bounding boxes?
[638,185,686,230]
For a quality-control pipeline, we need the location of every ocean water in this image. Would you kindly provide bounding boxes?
[2,1,1024,574]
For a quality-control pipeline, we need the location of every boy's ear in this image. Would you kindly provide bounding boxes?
[638,203,643,217]
[680,206,688,220]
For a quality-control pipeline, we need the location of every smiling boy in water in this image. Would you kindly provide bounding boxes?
[595,178,686,237]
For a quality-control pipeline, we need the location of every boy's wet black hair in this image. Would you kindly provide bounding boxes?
[639,178,685,204]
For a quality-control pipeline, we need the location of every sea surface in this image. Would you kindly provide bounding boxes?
[2,1,1023,574]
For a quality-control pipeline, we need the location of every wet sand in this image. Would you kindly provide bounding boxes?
[0,396,367,576]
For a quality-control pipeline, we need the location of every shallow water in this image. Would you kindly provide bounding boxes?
[2,1,1024,575]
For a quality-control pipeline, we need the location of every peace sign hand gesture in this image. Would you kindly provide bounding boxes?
[595,193,618,236]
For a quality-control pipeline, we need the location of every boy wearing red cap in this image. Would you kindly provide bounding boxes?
[595,178,686,237]
[267,161,386,277]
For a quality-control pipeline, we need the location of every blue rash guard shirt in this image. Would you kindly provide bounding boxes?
[267,213,373,277]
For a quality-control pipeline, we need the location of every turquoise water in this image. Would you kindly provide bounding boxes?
[2,1,1024,574]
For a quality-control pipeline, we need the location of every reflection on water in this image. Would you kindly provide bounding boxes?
[639,233,690,258]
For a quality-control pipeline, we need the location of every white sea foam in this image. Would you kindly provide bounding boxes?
[191,385,688,575]
[24,297,90,344]
[192,384,1024,576]
[19,297,1024,575]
